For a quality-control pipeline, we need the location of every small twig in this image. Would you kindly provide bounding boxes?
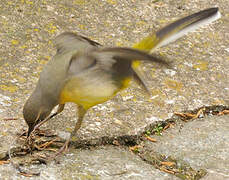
[160,161,175,167]
[145,135,157,142]
[2,118,18,121]
[10,161,40,177]
[193,108,205,119]
[129,145,142,152]
[163,124,170,130]
[43,148,58,152]
[174,108,205,121]
[160,167,175,174]
[105,170,127,176]
[218,109,229,115]
[0,160,10,165]
[34,138,59,150]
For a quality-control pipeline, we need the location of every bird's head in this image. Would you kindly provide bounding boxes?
[23,88,53,137]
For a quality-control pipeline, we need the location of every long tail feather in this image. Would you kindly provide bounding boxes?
[131,8,221,94]
[133,7,221,53]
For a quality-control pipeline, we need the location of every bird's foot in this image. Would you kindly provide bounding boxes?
[46,138,70,162]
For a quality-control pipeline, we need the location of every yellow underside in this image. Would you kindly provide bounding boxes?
[132,33,159,70]
[60,77,132,110]
[60,33,158,109]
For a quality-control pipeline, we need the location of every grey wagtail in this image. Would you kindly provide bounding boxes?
[23,8,221,154]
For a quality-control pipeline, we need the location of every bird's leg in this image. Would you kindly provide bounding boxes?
[133,68,151,96]
[72,105,87,137]
[32,104,65,134]
[48,105,87,160]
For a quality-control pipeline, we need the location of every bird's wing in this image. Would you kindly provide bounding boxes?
[67,47,169,75]
[66,47,170,92]
[91,47,170,71]
[54,32,101,54]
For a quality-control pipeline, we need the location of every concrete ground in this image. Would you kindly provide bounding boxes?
[0,0,228,179]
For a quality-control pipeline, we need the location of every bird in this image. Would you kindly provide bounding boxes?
[23,7,221,156]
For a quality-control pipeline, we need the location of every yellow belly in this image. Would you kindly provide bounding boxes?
[60,77,131,110]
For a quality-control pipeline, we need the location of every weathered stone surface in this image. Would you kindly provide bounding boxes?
[144,115,229,179]
[0,146,179,180]
[0,0,228,179]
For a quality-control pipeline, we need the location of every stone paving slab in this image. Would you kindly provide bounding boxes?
[0,0,228,179]
[0,146,179,180]
[143,115,229,180]
[0,0,228,140]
